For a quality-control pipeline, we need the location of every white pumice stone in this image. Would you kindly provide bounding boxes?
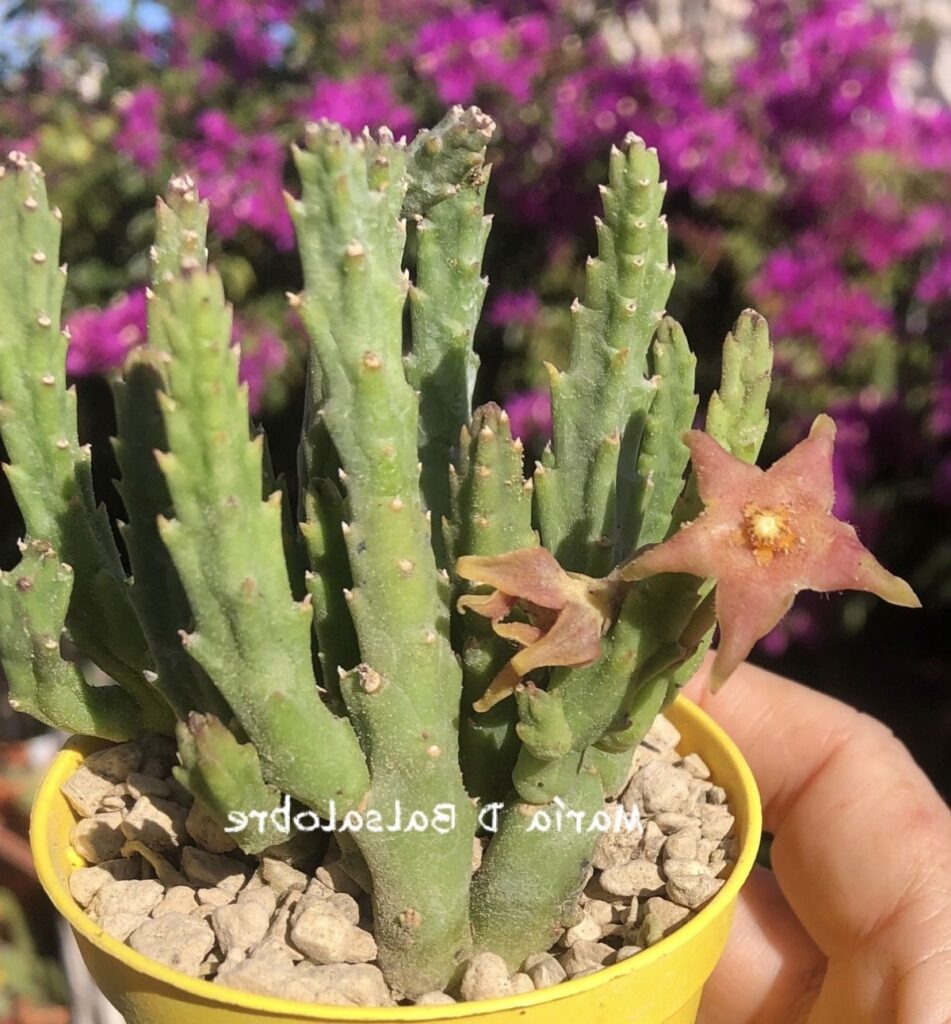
[89,879,164,921]
[522,951,566,989]
[125,773,172,801]
[599,860,665,898]
[262,857,308,894]
[641,896,693,936]
[128,914,215,976]
[560,915,602,947]
[663,826,702,862]
[701,804,735,841]
[639,820,667,861]
[662,857,714,879]
[459,952,512,1001]
[68,858,140,907]
[152,885,199,918]
[120,796,188,851]
[185,801,237,854]
[196,886,235,908]
[651,812,698,834]
[61,766,117,817]
[634,761,692,815]
[212,897,274,958]
[679,753,711,779]
[294,962,393,1006]
[99,911,152,941]
[182,847,248,893]
[665,873,725,910]
[558,941,613,977]
[71,811,126,863]
[509,972,535,994]
[415,991,457,1005]
[83,743,142,783]
[290,903,377,964]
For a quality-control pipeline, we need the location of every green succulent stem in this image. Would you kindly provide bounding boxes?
[0,152,170,732]
[292,122,476,997]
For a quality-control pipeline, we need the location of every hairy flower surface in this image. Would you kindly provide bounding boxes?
[456,547,619,711]
[621,415,920,690]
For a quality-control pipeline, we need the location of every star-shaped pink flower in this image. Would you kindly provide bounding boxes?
[620,415,920,691]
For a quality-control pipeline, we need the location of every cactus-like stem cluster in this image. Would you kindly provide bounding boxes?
[1,113,912,998]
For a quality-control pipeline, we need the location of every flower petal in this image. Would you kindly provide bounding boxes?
[710,579,795,692]
[760,414,836,514]
[684,429,762,510]
[805,519,921,608]
[493,621,544,646]
[456,548,572,609]
[619,511,730,581]
[457,590,516,621]
[473,661,522,713]
[510,600,605,677]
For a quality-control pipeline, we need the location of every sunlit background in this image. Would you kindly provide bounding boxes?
[1,1,949,1016]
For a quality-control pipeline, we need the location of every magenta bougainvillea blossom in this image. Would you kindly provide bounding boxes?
[414,11,552,105]
[66,294,285,413]
[184,111,294,250]
[752,242,892,364]
[302,74,415,138]
[66,289,149,377]
[621,418,920,689]
[503,390,552,444]
[115,87,163,172]
[487,290,540,328]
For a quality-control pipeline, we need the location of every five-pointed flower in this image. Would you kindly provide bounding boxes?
[455,547,621,711]
[620,414,920,691]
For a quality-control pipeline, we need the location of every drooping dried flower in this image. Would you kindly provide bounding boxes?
[455,547,620,711]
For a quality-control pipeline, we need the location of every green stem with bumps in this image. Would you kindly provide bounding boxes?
[535,135,674,577]
[292,123,476,998]
[0,152,171,731]
[147,253,368,815]
[447,404,537,804]
[406,172,491,567]
[0,543,142,739]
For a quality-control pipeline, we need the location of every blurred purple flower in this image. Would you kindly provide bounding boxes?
[736,0,900,138]
[184,111,294,250]
[504,389,551,443]
[66,289,148,376]
[487,290,540,328]
[753,242,891,364]
[115,87,163,172]
[933,355,951,439]
[302,74,415,138]
[234,323,287,412]
[66,291,285,413]
[414,11,551,104]
[192,0,297,69]
[916,250,951,305]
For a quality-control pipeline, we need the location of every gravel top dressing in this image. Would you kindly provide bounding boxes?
[62,714,736,1007]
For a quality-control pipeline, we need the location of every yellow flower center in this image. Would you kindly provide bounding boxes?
[742,503,797,565]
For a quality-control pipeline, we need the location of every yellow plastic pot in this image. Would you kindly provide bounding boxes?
[31,695,761,1024]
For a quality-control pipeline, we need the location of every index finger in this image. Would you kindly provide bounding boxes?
[683,658,951,1018]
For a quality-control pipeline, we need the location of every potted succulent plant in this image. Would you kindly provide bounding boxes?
[1,108,917,1024]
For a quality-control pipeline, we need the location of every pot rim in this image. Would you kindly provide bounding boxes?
[31,694,762,1020]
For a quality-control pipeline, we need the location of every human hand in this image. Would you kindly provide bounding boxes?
[683,659,951,1023]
